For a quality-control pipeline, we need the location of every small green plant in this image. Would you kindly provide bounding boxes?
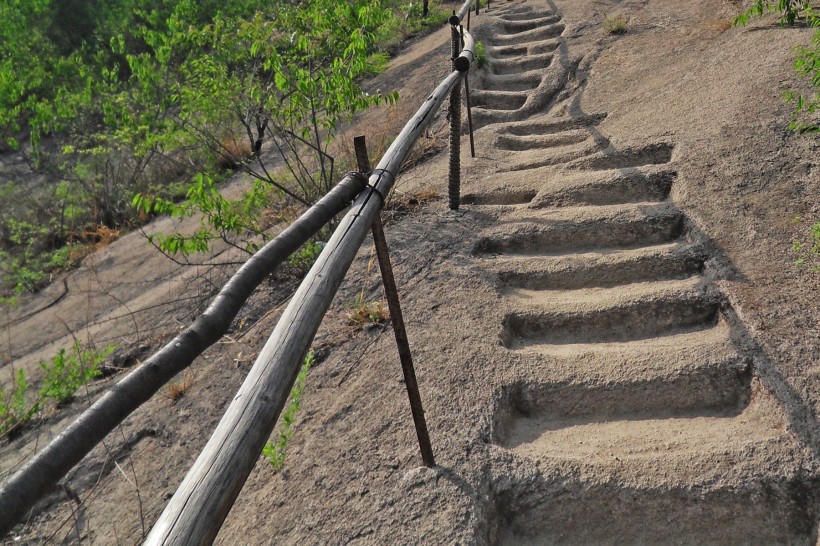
[0,340,116,438]
[734,0,819,134]
[346,293,389,328]
[734,0,813,26]
[39,340,116,405]
[0,369,36,436]
[363,51,391,77]
[288,240,323,273]
[604,14,628,34]
[793,218,820,271]
[474,41,488,69]
[264,351,315,471]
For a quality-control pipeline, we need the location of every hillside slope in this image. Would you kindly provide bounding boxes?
[3,0,819,543]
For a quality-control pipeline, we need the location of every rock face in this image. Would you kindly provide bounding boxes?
[3,0,819,544]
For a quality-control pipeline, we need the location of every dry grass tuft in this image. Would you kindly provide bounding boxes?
[346,295,389,329]
[383,189,440,224]
[164,371,195,404]
[604,14,628,34]
[217,137,253,170]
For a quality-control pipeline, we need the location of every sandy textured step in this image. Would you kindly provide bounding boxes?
[563,141,675,170]
[471,90,530,111]
[491,24,566,46]
[489,380,815,545]
[480,72,543,92]
[500,277,720,347]
[490,40,559,58]
[495,129,591,151]
[501,15,562,33]
[488,241,704,290]
[473,202,685,256]
[497,381,793,476]
[499,138,609,172]
[492,479,816,546]
[498,113,607,136]
[489,52,554,76]
[462,189,538,206]
[495,4,551,20]
[494,320,750,428]
[472,56,576,129]
[529,166,677,207]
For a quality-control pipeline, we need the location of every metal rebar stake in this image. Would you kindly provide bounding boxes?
[353,135,436,468]
[448,25,462,210]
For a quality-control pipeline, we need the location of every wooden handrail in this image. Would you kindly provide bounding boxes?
[0,173,367,536]
[145,68,466,545]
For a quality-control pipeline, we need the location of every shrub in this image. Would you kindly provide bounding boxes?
[604,15,628,34]
[474,41,488,69]
[263,351,315,471]
[39,340,116,405]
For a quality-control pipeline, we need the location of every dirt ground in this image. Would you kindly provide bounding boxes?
[2,0,819,544]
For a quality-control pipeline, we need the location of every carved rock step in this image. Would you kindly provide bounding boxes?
[496,328,750,427]
[480,71,543,92]
[473,202,685,256]
[500,276,720,347]
[495,5,553,21]
[501,15,562,33]
[490,383,815,544]
[491,24,566,47]
[471,89,530,111]
[487,241,704,290]
[488,52,554,76]
[489,39,559,59]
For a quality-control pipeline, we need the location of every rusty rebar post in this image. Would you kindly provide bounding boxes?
[353,135,436,468]
[460,25,476,159]
[448,24,462,210]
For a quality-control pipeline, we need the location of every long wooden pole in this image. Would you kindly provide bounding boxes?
[0,173,367,536]
[145,70,464,546]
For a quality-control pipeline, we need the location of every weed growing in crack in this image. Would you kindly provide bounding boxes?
[164,371,195,404]
[346,293,389,329]
[792,216,820,271]
[288,240,324,273]
[0,369,35,437]
[39,341,116,406]
[604,14,628,34]
[0,340,116,438]
[474,41,488,69]
[264,351,315,471]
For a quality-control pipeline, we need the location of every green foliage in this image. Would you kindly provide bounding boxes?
[734,1,819,135]
[39,340,116,405]
[734,0,813,26]
[792,217,820,271]
[0,340,116,437]
[474,41,488,69]
[133,173,277,256]
[787,19,820,134]
[604,15,628,34]
[0,369,36,436]
[346,293,389,328]
[263,350,315,471]
[0,0,445,290]
[288,240,323,272]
